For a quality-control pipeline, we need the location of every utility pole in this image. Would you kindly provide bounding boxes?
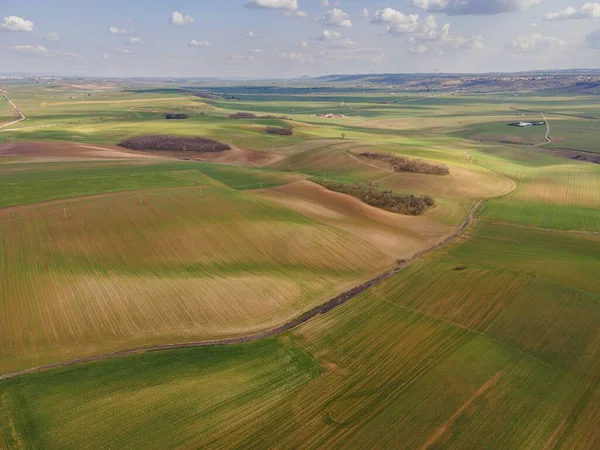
[139,195,143,205]
[64,208,68,220]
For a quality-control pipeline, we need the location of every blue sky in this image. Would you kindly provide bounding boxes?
[1,0,600,77]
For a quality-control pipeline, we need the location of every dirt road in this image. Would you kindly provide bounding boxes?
[541,112,552,144]
[0,88,26,130]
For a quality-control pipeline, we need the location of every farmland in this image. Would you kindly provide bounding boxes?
[1,79,599,448]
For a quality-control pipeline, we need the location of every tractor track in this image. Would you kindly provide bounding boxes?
[0,88,26,130]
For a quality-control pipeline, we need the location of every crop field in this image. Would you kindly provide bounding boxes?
[0,96,17,125]
[473,145,600,230]
[0,157,299,208]
[1,80,599,448]
[0,173,403,373]
[2,220,597,447]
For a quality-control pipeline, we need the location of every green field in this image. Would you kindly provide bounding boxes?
[1,80,599,448]
[0,95,17,125]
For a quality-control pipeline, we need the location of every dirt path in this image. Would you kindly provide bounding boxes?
[0,192,488,381]
[0,89,26,130]
[420,368,507,449]
[541,112,552,145]
[486,95,551,147]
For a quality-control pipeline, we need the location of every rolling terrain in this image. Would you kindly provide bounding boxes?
[0,80,599,449]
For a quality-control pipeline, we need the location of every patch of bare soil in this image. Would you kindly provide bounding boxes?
[0,141,161,160]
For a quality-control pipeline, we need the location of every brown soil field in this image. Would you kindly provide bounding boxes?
[0,141,161,160]
[380,163,514,200]
[255,180,454,259]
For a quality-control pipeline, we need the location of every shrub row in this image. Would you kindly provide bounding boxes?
[315,180,435,216]
[229,112,289,120]
[265,126,293,136]
[119,135,231,153]
[359,152,450,175]
[165,113,189,120]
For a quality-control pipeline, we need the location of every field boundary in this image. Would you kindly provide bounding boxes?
[0,89,26,130]
[0,194,486,381]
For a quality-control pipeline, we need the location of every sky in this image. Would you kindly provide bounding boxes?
[1,0,600,78]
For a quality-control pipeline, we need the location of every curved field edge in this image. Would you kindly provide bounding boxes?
[470,145,600,231]
[1,219,599,448]
[0,158,301,209]
[2,179,415,374]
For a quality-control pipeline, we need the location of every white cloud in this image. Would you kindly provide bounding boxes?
[321,8,352,27]
[412,0,542,15]
[318,45,384,61]
[586,28,600,48]
[372,8,421,32]
[115,48,132,54]
[434,24,484,51]
[544,3,600,21]
[505,33,565,53]
[226,49,265,61]
[300,40,309,48]
[281,52,307,63]
[13,45,47,54]
[225,52,247,61]
[127,37,142,45]
[409,44,429,54]
[318,29,342,40]
[286,10,309,17]
[245,0,298,11]
[189,40,210,47]
[362,8,370,18]
[320,0,329,6]
[245,30,257,37]
[372,8,441,36]
[372,10,483,53]
[170,11,195,26]
[44,32,60,41]
[1,16,34,32]
[109,26,131,35]
[329,38,356,48]
[281,51,311,63]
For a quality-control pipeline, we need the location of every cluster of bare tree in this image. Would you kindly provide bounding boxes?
[165,113,189,120]
[360,152,450,175]
[119,135,230,153]
[229,112,289,120]
[317,180,435,216]
[265,126,293,136]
